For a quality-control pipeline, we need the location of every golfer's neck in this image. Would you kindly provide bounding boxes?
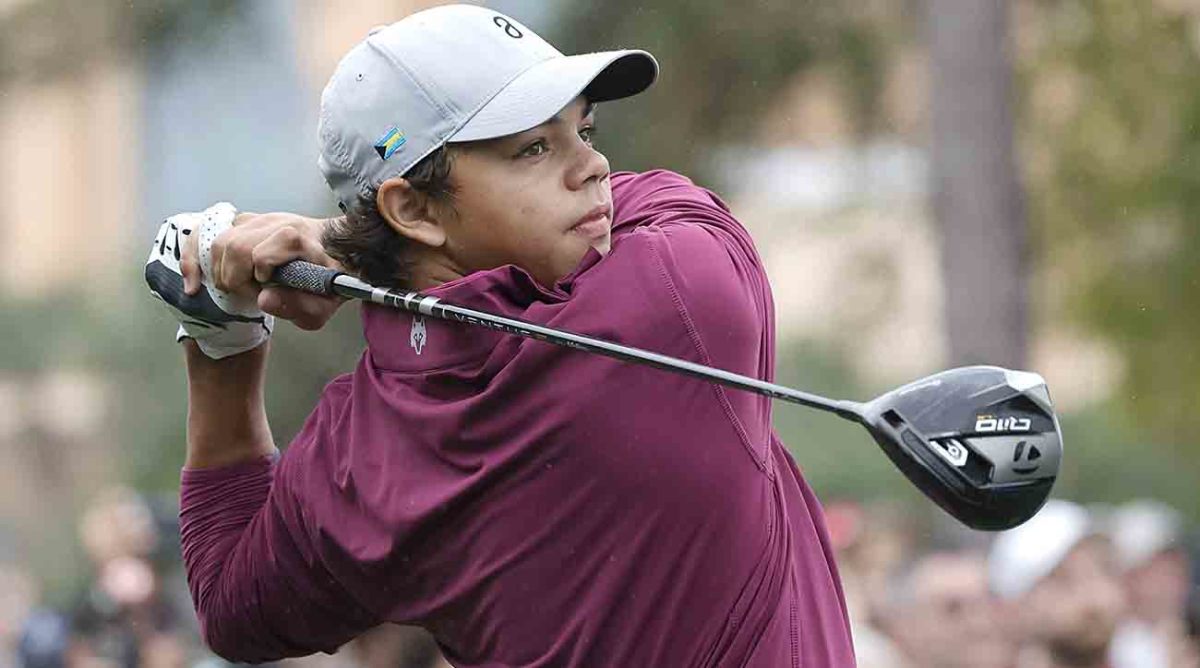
[407,250,469,291]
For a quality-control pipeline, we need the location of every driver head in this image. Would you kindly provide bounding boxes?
[861,366,1062,531]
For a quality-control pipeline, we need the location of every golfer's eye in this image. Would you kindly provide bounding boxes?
[517,139,548,158]
[579,125,596,145]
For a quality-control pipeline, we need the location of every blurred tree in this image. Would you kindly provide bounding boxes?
[0,0,244,83]
[89,282,367,492]
[771,341,926,504]
[0,262,365,595]
[929,0,1029,368]
[1021,0,1200,446]
[0,0,252,593]
[555,0,912,187]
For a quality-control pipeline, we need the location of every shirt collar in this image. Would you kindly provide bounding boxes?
[362,248,604,372]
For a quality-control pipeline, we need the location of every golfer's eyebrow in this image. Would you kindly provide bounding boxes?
[543,102,596,127]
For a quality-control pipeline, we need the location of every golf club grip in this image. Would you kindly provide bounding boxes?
[272,260,340,295]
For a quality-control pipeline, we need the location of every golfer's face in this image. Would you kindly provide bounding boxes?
[442,96,613,288]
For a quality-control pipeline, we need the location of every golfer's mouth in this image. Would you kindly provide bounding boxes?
[570,205,611,240]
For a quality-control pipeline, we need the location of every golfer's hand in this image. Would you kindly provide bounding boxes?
[146,204,274,359]
[181,212,345,331]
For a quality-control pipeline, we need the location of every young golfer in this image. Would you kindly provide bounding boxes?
[146,5,855,666]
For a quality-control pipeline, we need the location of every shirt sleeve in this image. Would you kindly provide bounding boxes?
[602,170,778,465]
[609,170,775,377]
[179,381,378,663]
[610,170,771,331]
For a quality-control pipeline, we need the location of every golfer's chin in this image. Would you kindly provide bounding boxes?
[538,234,610,287]
[590,234,612,256]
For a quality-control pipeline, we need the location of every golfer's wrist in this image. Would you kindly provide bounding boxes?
[184,339,276,469]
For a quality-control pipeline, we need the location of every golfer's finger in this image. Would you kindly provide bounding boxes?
[214,230,261,298]
[181,227,201,295]
[252,226,336,284]
[232,211,261,227]
[258,286,343,331]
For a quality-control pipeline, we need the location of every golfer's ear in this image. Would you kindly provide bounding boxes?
[376,177,447,248]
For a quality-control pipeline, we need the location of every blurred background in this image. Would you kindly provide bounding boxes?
[0,0,1197,666]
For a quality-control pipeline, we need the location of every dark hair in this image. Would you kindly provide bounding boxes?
[323,146,458,288]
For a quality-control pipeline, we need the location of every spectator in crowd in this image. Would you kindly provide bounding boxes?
[883,550,1017,668]
[824,500,914,668]
[1189,537,1200,661]
[70,487,188,668]
[0,561,37,668]
[15,609,71,668]
[1108,500,1199,668]
[989,499,1126,668]
[18,486,455,668]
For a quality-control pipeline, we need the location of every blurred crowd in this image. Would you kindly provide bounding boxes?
[1,489,1193,668]
[0,488,448,668]
[832,498,1200,668]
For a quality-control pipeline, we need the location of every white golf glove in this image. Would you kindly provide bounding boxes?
[144,202,274,359]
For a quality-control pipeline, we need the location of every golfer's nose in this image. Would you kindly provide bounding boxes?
[567,139,609,191]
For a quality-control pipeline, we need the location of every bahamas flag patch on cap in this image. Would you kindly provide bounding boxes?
[374,126,407,160]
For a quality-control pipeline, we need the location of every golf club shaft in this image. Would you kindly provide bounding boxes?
[272,260,864,421]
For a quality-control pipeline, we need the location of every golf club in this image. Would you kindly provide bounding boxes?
[271,260,1061,531]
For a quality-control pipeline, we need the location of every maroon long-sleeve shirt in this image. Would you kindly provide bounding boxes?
[180,170,856,667]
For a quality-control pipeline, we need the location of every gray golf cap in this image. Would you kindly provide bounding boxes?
[318,4,659,211]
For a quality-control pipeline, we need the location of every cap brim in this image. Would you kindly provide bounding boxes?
[449,50,658,142]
